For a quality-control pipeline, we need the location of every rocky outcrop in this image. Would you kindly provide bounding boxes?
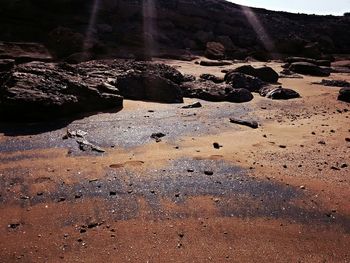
[0,60,188,121]
[181,80,253,103]
[0,61,123,121]
[289,62,331,77]
[230,65,279,83]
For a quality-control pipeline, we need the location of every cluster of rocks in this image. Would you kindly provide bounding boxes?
[0,59,187,120]
[6,54,350,121]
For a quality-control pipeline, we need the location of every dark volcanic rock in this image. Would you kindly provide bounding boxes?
[0,61,123,121]
[232,65,279,83]
[181,80,253,103]
[230,118,259,129]
[182,102,202,109]
[289,62,330,77]
[338,87,350,103]
[259,86,301,100]
[224,72,266,92]
[204,42,225,60]
[116,72,183,103]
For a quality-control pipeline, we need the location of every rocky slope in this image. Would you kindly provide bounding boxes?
[0,0,349,61]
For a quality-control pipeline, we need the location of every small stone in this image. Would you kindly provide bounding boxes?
[279,145,287,148]
[213,142,222,149]
[204,171,214,176]
[341,163,348,168]
[300,185,306,190]
[318,140,326,145]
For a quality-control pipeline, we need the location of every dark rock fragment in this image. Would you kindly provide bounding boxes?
[229,118,259,129]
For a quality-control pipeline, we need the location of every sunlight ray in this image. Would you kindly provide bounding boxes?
[142,0,157,57]
[241,5,275,54]
[84,0,100,54]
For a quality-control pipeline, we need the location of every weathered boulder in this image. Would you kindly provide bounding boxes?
[116,72,183,103]
[289,62,330,77]
[338,87,350,103]
[259,86,300,100]
[231,65,279,83]
[0,61,123,121]
[204,42,225,60]
[224,72,266,92]
[181,80,253,103]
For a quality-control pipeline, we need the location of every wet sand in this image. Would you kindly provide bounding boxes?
[0,60,349,262]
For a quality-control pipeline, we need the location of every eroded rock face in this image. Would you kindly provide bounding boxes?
[181,80,253,103]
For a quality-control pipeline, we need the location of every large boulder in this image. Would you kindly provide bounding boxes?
[224,72,265,92]
[181,80,253,103]
[289,62,330,77]
[0,61,123,121]
[204,42,225,60]
[231,65,279,83]
[338,87,350,103]
[116,72,183,103]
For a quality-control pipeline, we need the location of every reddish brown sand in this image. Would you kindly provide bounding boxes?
[0,60,349,262]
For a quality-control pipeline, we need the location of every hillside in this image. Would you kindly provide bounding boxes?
[0,0,349,61]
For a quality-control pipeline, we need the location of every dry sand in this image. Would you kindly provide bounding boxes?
[0,59,349,262]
